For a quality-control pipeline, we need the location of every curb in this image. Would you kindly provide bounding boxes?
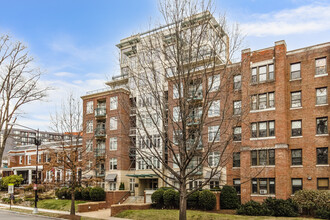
[0,207,64,219]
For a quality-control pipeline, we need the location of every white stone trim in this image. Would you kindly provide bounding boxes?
[251,59,274,68]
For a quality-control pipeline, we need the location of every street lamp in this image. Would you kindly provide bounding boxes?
[8,123,41,214]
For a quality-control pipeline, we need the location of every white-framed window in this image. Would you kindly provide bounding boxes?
[110,96,118,110]
[87,160,93,169]
[233,75,242,90]
[208,74,220,92]
[19,156,22,164]
[173,154,180,168]
[291,91,301,108]
[315,57,327,75]
[109,182,116,191]
[173,82,183,99]
[208,152,220,167]
[233,100,241,115]
[86,120,93,133]
[173,106,180,122]
[38,154,42,163]
[86,101,93,114]
[27,155,31,165]
[110,117,118,130]
[290,63,301,79]
[110,137,117,150]
[208,126,220,142]
[208,100,220,117]
[173,130,182,145]
[316,87,327,105]
[78,150,82,161]
[86,140,93,152]
[291,120,302,137]
[110,158,117,170]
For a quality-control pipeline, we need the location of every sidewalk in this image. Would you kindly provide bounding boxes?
[0,203,69,215]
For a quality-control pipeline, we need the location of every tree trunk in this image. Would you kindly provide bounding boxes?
[179,182,187,220]
[71,187,75,215]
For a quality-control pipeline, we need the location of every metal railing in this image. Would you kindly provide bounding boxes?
[95,107,106,117]
[95,127,106,137]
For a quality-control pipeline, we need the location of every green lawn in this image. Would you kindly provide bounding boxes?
[34,199,88,211]
[116,209,316,220]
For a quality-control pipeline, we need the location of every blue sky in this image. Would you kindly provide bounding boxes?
[0,0,329,130]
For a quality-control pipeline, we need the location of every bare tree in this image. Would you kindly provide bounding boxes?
[0,35,48,165]
[117,0,245,219]
[47,94,94,216]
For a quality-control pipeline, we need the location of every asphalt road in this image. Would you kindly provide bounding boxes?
[0,209,58,220]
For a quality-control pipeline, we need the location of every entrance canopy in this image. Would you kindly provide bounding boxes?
[126,174,157,178]
[105,174,117,182]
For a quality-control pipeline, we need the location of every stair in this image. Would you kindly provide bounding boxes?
[122,196,144,204]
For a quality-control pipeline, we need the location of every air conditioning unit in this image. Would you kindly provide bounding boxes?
[259,189,267,195]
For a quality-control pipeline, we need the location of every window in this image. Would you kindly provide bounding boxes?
[109,182,116,191]
[251,149,275,166]
[317,178,329,190]
[110,96,118,110]
[316,117,328,135]
[152,135,161,148]
[233,152,240,167]
[110,137,117,150]
[173,130,182,145]
[251,64,274,84]
[173,154,180,169]
[86,120,93,133]
[290,63,301,79]
[86,101,93,114]
[291,120,302,137]
[251,92,275,111]
[27,155,31,165]
[291,91,301,108]
[233,127,241,141]
[251,178,275,194]
[233,179,241,194]
[291,149,302,165]
[233,101,241,115]
[208,100,220,117]
[173,82,183,99]
[19,156,22,164]
[110,158,117,170]
[317,147,328,164]
[208,74,220,92]
[316,87,327,105]
[251,121,275,138]
[315,57,327,75]
[38,154,42,163]
[208,126,220,142]
[208,152,220,167]
[233,75,241,90]
[210,181,220,189]
[173,107,180,122]
[86,140,93,152]
[110,117,117,130]
[292,178,302,194]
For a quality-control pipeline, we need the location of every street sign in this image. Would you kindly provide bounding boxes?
[8,184,14,194]
[34,184,38,191]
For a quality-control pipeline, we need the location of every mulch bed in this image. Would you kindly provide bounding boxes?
[58,214,82,220]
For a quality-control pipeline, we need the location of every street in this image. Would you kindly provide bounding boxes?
[0,209,57,220]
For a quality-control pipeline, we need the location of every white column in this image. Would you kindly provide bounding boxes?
[28,170,32,184]
[13,169,17,175]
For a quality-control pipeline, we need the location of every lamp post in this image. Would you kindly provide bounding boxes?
[8,123,40,214]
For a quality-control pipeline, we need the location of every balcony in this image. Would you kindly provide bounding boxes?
[129,128,136,136]
[95,148,106,157]
[187,90,203,102]
[95,169,105,177]
[95,107,106,117]
[95,127,106,138]
[187,115,201,126]
[130,108,136,115]
[187,139,203,150]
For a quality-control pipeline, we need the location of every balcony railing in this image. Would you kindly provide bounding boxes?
[95,148,106,157]
[187,115,201,126]
[95,170,105,177]
[129,128,136,136]
[95,127,106,137]
[187,165,203,176]
[95,107,106,117]
[187,139,203,150]
[188,90,203,101]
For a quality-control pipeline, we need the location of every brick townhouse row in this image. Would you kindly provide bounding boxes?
[81,40,329,202]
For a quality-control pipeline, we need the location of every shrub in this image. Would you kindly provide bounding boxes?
[151,188,165,208]
[1,175,24,188]
[199,190,216,211]
[187,191,200,209]
[24,184,33,192]
[55,187,68,199]
[90,187,105,201]
[119,182,125,190]
[237,200,272,216]
[174,191,180,209]
[315,207,330,219]
[74,187,83,200]
[37,185,46,193]
[220,185,239,209]
[163,189,177,209]
[82,187,92,200]
[263,197,299,217]
[2,197,23,204]
[293,189,330,216]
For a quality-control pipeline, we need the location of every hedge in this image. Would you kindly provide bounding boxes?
[163,189,178,209]
[237,200,272,216]
[198,190,216,210]
[82,187,92,200]
[187,191,200,209]
[151,188,165,208]
[89,187,105,201]
[220,185,239,209]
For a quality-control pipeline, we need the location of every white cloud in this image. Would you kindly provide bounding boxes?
[54,71,76,77]
[241,3,330,36]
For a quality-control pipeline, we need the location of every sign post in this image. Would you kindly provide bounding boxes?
[8,183,14,209]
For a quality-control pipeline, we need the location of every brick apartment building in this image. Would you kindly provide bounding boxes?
[81,12,329,202]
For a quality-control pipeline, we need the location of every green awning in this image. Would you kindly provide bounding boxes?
[126,174,157,178]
